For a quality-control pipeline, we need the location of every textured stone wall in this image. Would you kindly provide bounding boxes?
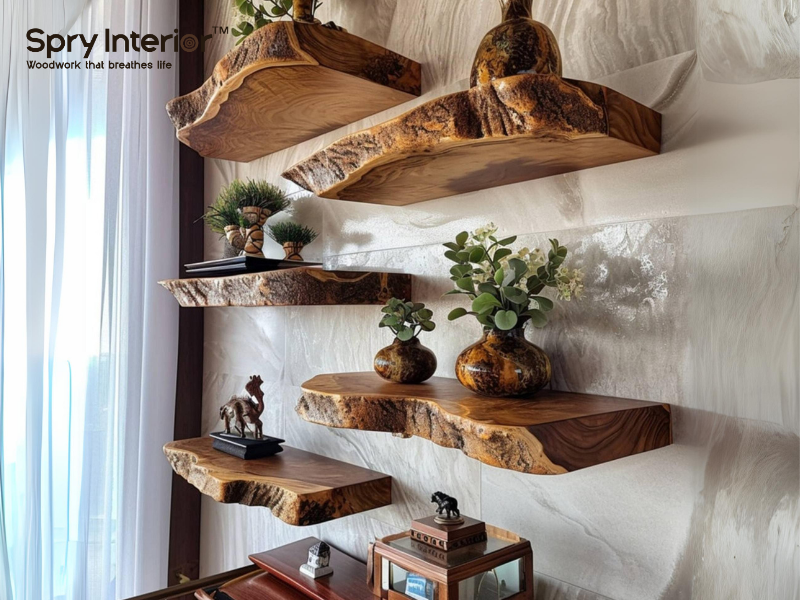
[196,1,799,598]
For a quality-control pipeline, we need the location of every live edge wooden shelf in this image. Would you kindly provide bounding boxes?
[283,73,661,205]
[298,373,672,475]
[159,267,412,307]
[166,21,421,162]
[164,437,392,526]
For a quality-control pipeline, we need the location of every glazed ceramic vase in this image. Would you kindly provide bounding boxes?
[283,242,305,261]
[455,328,551,397]
[374,337,437,384]
[225,207,270,257]
[470,0,562,87]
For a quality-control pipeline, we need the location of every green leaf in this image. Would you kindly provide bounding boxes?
[456,277,474,292]
[448,307,468,321]
[418,308,433,320]
[530,296,554,311]
[468,247,486,263]
[508,257,528,278]
[443,242,461,252]
[397,328,414,341]
[493,248,512,262]
[444,250,461,263]
[503,286,528,304]
[455,231,469,246]
[476,282,498,296]
[476,313,495,327]
[494,310,518,330]
[411,303,425,312]
[450,264,472,278]
[472,292,502,313]
[524,309,548,327]
[382,316,400,327]
[420,321,436,331]
[497,236,517,246]
[457,250,471,262]
[494,268,504,285]
[444,289,468,296]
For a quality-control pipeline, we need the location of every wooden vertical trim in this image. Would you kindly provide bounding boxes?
[167,0,205,590]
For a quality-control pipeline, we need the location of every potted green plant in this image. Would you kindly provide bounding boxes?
[202,179,291,257]
[267,221,318,261]
[374,298,437,384]
[445,223,583,397]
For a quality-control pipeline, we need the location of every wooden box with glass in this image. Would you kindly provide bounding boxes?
[371,505,533,600]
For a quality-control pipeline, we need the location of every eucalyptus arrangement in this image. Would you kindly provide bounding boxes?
[267,220,318,261]
[231,0,324,43]
[374,299,437,384]
[445,223,583,330]
[443,223,584,397]
[202,179,291,258]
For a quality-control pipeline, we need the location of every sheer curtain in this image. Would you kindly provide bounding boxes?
[0,0,180,599]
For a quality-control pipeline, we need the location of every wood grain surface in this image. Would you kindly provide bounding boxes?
[164,438,392,526]
[249,537,376,600]
[159,267,412,307]
[297,373,672,474]
[166,21,421,162]
[194,571,309,600]
[282,73,661,205]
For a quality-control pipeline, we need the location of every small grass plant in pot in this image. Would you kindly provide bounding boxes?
[374,298,437,384]
[267,220,318,261]
[445,223,584,397]
[202,179,291,257]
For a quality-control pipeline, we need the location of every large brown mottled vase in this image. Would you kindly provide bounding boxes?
[456,328,551,397]
[292,0,316,22]
[374,337,437,384]
[470,0,562,87]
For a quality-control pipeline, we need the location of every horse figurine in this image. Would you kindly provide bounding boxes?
[431,491,461,521]
[219,375,265,439]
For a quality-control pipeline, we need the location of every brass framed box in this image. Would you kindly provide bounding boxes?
[371,520,533,600]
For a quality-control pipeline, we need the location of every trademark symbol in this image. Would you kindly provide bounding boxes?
[213,26,229,35]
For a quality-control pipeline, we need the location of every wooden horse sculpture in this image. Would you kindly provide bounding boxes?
[219,375,265,439]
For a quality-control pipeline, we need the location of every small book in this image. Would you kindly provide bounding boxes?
[210,432,286,460]
[184,256,320,277]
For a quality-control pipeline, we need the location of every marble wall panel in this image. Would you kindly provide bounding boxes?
[699,0,800,83]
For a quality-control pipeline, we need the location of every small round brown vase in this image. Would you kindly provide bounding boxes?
[470,0,562,87]
[283,242,305,261]
[455,328,551,397]
[374,337,437,384]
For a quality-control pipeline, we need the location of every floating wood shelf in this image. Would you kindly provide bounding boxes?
[159,267,412,307]
[283,74,661,205]
[166,21,421,162]
[298,373,672,475]
[164,437,392,526]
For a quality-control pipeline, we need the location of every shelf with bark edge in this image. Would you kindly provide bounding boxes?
[166,18,421,162]
[282,74,661,205]
[164,437,392,526]
[159,267,412,307]
[297,373,672,475]
[282,0,660,205]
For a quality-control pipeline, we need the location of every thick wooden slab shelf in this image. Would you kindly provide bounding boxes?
[159,267,412,307]
[167,21,421,162]
[283,73,661,205]
[164,437,392,526]
[298,373,672,475]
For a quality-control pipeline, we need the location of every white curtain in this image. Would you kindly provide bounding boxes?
[0,0,180,599]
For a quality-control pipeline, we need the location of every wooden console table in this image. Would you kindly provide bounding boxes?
[195,537,375,600]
